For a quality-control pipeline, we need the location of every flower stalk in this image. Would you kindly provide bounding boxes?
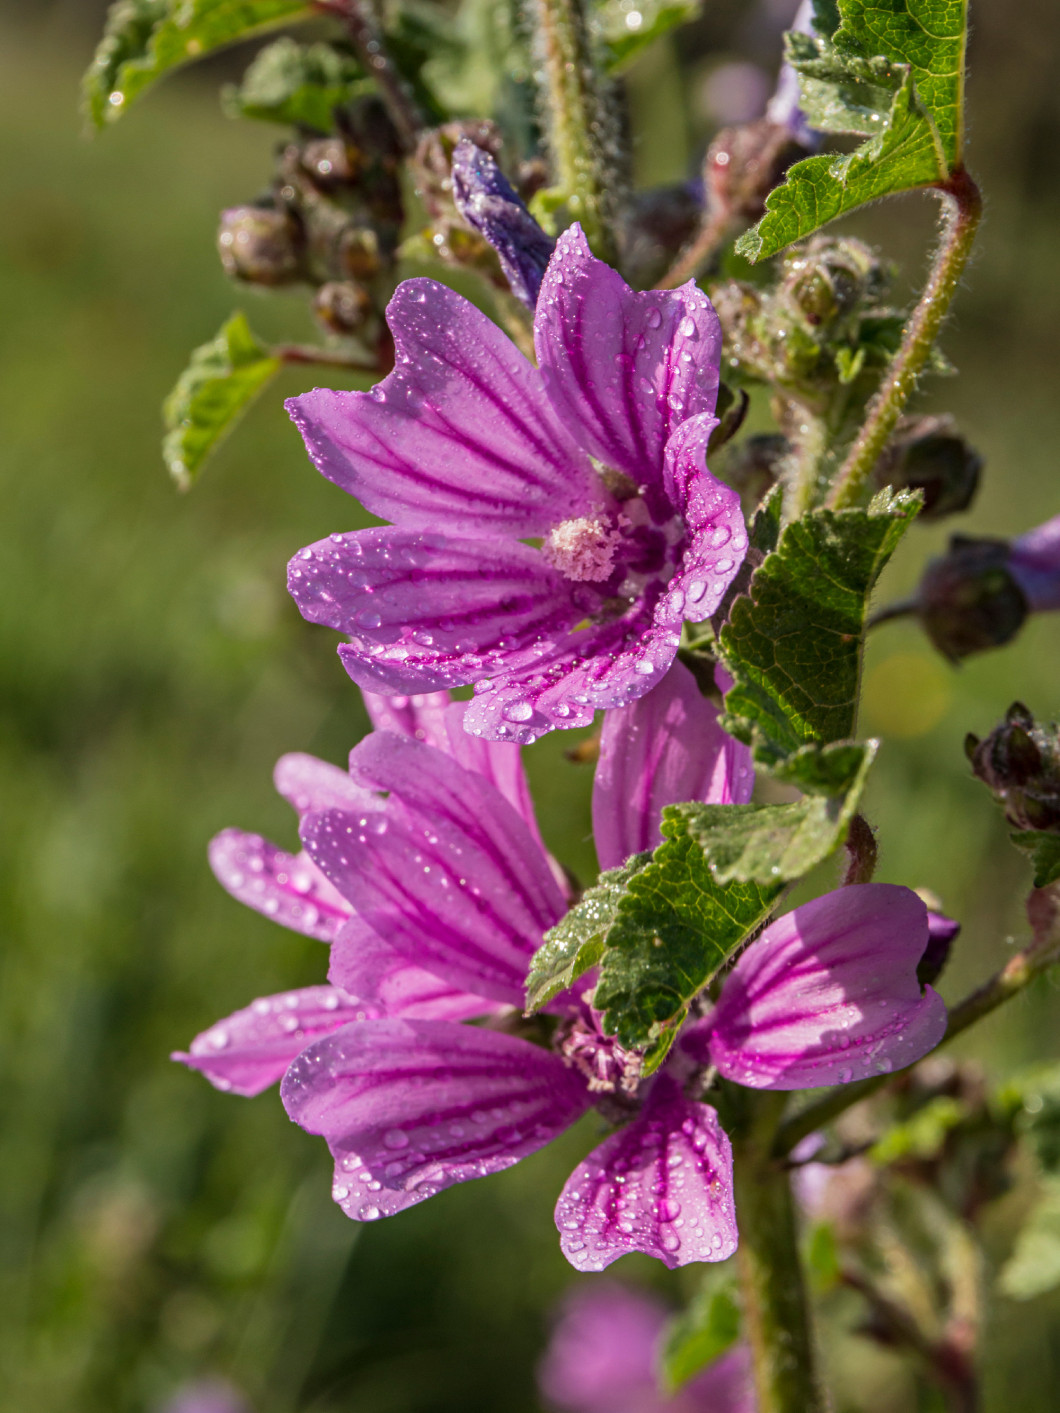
[732,1091,825,1413]
[829,169,982,510]
[529,0,617,263]
[314,0,424,151]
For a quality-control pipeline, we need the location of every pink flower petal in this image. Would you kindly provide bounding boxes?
[537,1283,669,1413]
[360,689,451,748]
[662,413,749,625]
[281,1018,590,1214]
[272,751,375,816]
[328,917,502,1022]
[706,884,948,1090]
[289,529,585,694]
[208,830,353,942]
[535,226,722,509]
[286,278,600,536]
[173,986,370,1096]
[593,660,754,870]
[301,732,565,1005]
[554,1076,737,1271]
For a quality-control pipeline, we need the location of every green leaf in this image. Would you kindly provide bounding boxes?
[223,38,370,129]
[84,0,313,128]
[593,823,782,1050]
[669,741,874,886]
[162,313,281,489]
[594,0,702,74]
[1011,831,1060,890]
[737,0,969,260]
[659,1276,741,1393]
[999,1176,1060,1300]
[525,854,651,1014]
[719,492,919,766]
[870,1095,966,1165]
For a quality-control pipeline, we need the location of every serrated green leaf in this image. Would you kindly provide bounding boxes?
[1011,831,1060,889]
[595,0,702,74]
[669,742,873,886]
[737,0,969,260]
[525,854,651,1013]
[162,313,280,489]
[659,1276,741,1393]
[719,494,919,765]
[84,0,313,128]
[223,37,370,129]
[999,1176,1060,1300]
[593,825,782,1050]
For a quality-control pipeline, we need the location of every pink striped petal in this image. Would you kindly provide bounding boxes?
[328,917,502,1022]
[706,884,948,1090]
[593,660,754,870]
[286,278,600,536]
[662,414,749,625]
[301,732,565,1005]
[554,1076,737,1271]
[208,831,353,942]
[360,689,451,748]
[272,751,375,816]
[173,986,370,1096]
[281,1018,590,1212]
[535,226,722,510]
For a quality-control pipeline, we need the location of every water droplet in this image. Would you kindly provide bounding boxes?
[384,1128,409,1150]
[358,1205,382,1221]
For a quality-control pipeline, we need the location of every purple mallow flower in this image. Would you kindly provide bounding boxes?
[179,670,945,1270]
[285,225,747,743]
[538,1282,755,1413]
[451,138,556,308]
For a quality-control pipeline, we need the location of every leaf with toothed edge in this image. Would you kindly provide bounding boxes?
[659,1274,741,1392]
[737,0,970,260]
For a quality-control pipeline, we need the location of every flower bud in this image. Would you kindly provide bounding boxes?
[915,536,1028,661]
[300,136,358,187]
[217,204,302,285]
[312,280,373,335]
[451,139,556,308]
[704,117,806,223]
[966,703,1060,834]
[874,415,982,519]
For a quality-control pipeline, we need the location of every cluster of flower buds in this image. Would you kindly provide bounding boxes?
[912,514,1060,660]
[217,95,404,343]
[712,236,901,414]
[966,703,1060,835]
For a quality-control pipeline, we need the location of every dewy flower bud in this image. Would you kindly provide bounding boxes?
[217,203,302,285]
[313,280,373,335]
[874,414,982,519]
[915,536,1029,661]
[704,117,805,224]
[966,702,1060,834]
[450,138,557,308]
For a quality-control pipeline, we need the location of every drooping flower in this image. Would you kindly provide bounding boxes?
[538,1282,755,1413]
[285,225,746,743]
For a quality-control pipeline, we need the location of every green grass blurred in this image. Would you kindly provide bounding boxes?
[1,3,1059,1410]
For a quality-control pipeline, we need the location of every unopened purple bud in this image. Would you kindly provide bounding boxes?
[918,909,961,988]
[916,535,1028,661]
[874,414,982,520]
[451,139,556,308]
[966,702,1060,834]
[217,204,302,286]
[1009,514,1060,612]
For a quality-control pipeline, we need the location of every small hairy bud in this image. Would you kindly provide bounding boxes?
[966,703,1060,834]
[916,536,1028,661]
[704,118,805,223]
[313,280,373,335]
[217,204,302,286]
[875,415,982,519]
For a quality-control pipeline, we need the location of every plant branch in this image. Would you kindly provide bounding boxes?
[274,343,380,372]
[529,0,617,263]
[314,0,423,150]
[775,886,1060,1155]
[868,597,920,630]
[828,169,982,511]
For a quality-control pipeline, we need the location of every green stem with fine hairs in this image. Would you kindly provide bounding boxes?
[730,1091,826,1413]
[828,169,982,510]
[529,0,617,263]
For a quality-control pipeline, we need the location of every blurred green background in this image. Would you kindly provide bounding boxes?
[1,1,1059,1410]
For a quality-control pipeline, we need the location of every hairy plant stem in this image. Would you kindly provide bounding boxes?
[783,409,829,521]
[655,210,734,291]
[529,0,617,263]
[828,168,982,511]
[775,890,1060,1155]
[314,0,423,150]
[275,343,380,372]
[731,1091,825,1413]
